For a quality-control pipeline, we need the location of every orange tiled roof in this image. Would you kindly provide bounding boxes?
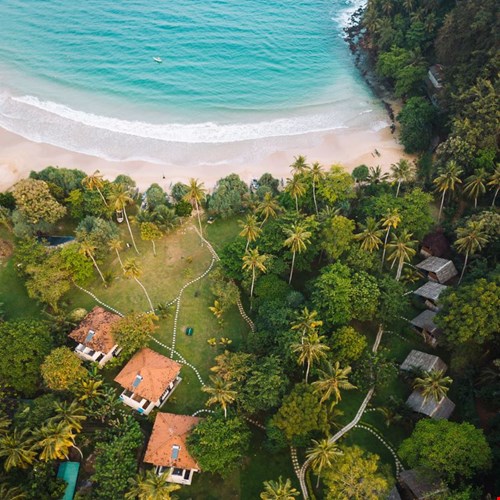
[144,412,201,470]
[114,348,181,402]
[68,306,121,354]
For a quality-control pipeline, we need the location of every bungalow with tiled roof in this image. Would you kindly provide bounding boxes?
[68,306,122,366]
[114,348,182,415]
[144,412,201,485]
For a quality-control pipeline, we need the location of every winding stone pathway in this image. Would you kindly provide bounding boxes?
[354,423,404,475]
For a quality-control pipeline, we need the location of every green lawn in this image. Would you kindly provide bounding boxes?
[0,228,43,320]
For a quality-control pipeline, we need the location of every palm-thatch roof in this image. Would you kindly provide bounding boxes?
[406,391,455,420]
[410,310,439,333]
[413,282,448,303]
[421,230,451,258]
[416,257,457,284]
[399,469,448,499]
[400,350,447,373]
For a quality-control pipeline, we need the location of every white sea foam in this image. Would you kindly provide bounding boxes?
[331,0,366,28]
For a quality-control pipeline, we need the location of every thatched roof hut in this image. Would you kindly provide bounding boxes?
[413,282,448,310]
[416,257,457,284]
[399,469,448,499]
[410,310,442,346]
[406,391,455,420]
[400,350,447,374]
[421,230,451,259]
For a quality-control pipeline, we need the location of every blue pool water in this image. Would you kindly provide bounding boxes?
[0,0,385,161]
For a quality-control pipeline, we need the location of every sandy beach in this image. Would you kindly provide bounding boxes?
[0,122,410,192]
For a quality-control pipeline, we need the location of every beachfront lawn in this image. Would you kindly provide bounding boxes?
[0,228,43,320]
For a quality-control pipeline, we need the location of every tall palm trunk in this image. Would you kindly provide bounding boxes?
[134,277,154,312]
[245,239,250,251]
[89,254,106,284]
[458,251,469,285]
[474,197,478,208]
[114,249,124,269]
[381,227,391,267]
[316,468,322,488]
[97,188,108,207]
[305,360,310,384]
[123,208,139,254]
[289,251,296,284]
[438,190,446,222]
[195,199,203,245]
[312,181,318,215]
[396,180,402,197]
[492,188,499,207]
[250,267,256,308]
[396,258,404,281]
[152,240,156,256]
[295,196,299,214]
[223,405,227,419]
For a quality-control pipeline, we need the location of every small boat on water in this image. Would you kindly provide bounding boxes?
[153,57,163,63]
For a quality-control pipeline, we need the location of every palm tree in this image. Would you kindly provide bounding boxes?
[380,209,401,266]
[0,429,36,471]
[0,484,27,500]
[312,361,356,409]
[82,170,108,206]
[0,207,12,232]
[291,307,323,342]
[79,241,106,284]
[291,332,329,383]
[367,166,389,185]
[202,375,237,418]
[183,178,206,244]
[285,175,306,213]
[77,377,104,402]
[455,221,489,284]
[464,169,488,208]
[260,477,300,500]
[140,222,163,256]
[239,215,262,250]
[109,184,139,253]
[242,247,268,303]
[433,161,463,221]
[487,165,500,207]
[257,192,281,226]
[125,469,181,500]
[413,370,453,403]
[50,400,87,433]
[123,258,155,312]
[309,162,324,215]
[355,217,383,253]
[290,155,309,175]
[108,238,124,269]
[390,159,414,197]
[386,230,417,281]
[283,223,312,284]
[34,421,78,461]
[306,438,343,487]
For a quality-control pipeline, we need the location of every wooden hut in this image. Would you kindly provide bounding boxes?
[400,350,447,374]
[399,469,448,499]
[416,257,457,284]
[410,310,442,346]
[406,391,455,420]
[413,282,448,311]
[420,230,451,258]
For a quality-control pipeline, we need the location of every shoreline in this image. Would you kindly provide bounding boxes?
[0,123,411,192]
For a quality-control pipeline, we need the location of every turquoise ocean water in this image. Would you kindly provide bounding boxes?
[0,0,386,162]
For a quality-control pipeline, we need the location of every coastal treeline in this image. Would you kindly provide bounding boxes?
[356,0,498,172]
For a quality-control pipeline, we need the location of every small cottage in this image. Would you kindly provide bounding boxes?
[413,282,448,311]
[416,257,457,284]
[68,307,122,366]
[400,350,447,374]
[144,412,201,485]
[410,310,442,347]
[420,230,451,259]
[406,391,455,420]
[114,348,182,415]
[399,469,448,499]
